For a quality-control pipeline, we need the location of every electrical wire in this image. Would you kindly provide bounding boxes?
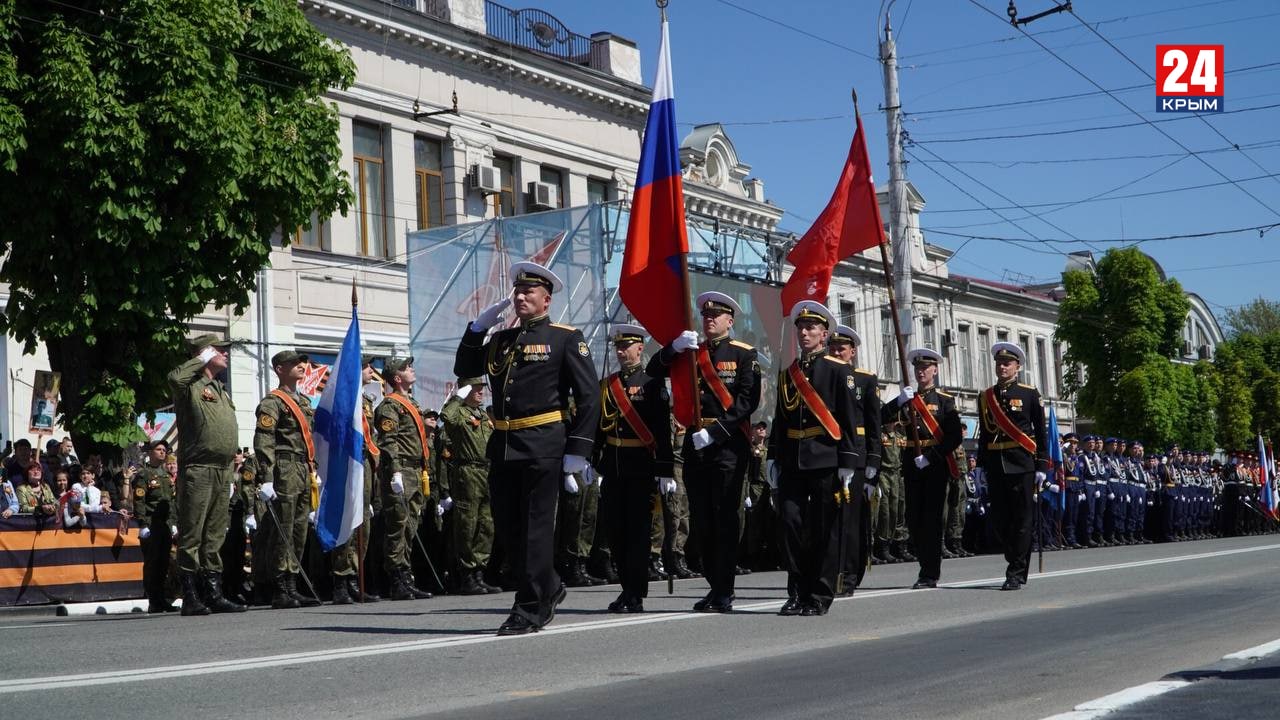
[711,0,878,61]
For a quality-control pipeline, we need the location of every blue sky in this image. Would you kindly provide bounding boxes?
[534,0,1280,316]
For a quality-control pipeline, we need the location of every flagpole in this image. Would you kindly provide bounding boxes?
[352,278,366,603]
[855,89,921,450]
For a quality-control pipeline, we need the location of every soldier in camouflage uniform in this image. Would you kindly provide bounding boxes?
[440,376,500,595]
[329,356,384,603]
[375,357,433,601]
[944,444,972,558]
[169,334,246,616]
[135,440,177,613]
[254,350,321,610]
[874,421,910,563]
[655,422,696,579]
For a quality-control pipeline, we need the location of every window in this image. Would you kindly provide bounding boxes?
[1019,334,1031,383]
[1053,341,1064,393]
[352,121,386,257]
[539,166,565,208]
[957,323,973,388]
[492,155,516,217]
[977,327,991,382]
[293,213,325,249]
[587,178,611,205]
[414,136,445,231]
[922,317,937,350]
[838,299,856,329]
[1037,338,1049,394]
[996,329,1009,342]
[881,307,898,378]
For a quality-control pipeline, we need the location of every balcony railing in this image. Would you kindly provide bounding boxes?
[484,1,592,64]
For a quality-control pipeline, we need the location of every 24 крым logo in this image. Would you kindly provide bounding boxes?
[1156,45,1223,112]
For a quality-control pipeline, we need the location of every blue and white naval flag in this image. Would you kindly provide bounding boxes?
[313,306,365,551]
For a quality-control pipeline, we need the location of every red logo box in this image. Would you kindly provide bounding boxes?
[1156,45,1223,112]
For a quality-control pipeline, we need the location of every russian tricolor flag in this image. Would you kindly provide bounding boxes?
[620,18,696,426]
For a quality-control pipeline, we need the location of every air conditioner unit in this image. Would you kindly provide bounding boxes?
[469,164,501,195]
[942,329,958,347]
[1182,340,1193,357]
[528,181,558,210]
[1197,344,1212,360]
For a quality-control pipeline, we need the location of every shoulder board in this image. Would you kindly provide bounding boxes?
[854,367,875,376]
[549,322,577,331]
[729,339,754,350]
[822,355,848,365]
[1018,383,1037,390]
[935,390,953,398]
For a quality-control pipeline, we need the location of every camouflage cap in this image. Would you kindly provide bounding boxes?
[188,333,232,354]
[271,349,310,367]
[384,356,414,376]
[457,377,486,387]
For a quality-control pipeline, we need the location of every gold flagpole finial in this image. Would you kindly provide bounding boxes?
[351,277,358,309]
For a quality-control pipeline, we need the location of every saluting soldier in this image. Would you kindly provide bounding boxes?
[168,334,246,615]
[329,356,384,604]
[647,291,761,613]
[594,323,674,613]
[977,342,1048,591]
[135,440,177,613]
[455,261,600,636]
[885,348,963,589]
[827,323,881,589]
[440,375,500,596]
[253,350,321,609]
[768,302,863,616]
[374,357,434,602]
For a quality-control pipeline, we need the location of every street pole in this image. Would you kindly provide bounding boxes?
[880,14,913,385]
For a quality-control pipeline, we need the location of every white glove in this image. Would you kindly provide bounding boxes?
[864,483,877,502]
[913,454,929,469]
[257,481,276,502]
[672,330,699,353]
[1078,493,1087,502]
[197,346,218,365]
[897,386,916,406]
[436,504,445,517]
[744,496,753,509]
[1108,492,1115,500]
[978,505,986,516]
[691,429,713,450]
[838,468,855,492]
[865,466,878,480]
[563,454,589,475]
[765,460,779,489]
[1161,456,1167,465]
[581,466,603,487]
[1125,494,1131,503]
[308,511,316,525]
[229,483,235,499]
[470,298,511,332]
[1094,490,1102,498]
[170,525,178,538]
[657,476,677,494]
[563,474,580,494]
[391,472,405,495]
[454,385,472,400]
[244,515,257,532]
[1048,483,1061,493]
[439,497,454,512]
[139,527,151,540]
[1035,471,1047,484]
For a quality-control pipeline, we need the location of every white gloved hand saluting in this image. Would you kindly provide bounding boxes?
[913,454,929,469]
[563,474,580,495]
[454,385,472,401]
[838,468,855,492]
[672,330,699,354]
[691,429,714,450]
[657,476,677,495]
[258,481,277,502]
[470,299,511,333]
[765,459,779,489]
[897,386,916,407]
[563,454,589,475]
[391,472,405,495]
[865,466,878,480]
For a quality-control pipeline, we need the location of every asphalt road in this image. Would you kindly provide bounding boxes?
[2,535,1278,720]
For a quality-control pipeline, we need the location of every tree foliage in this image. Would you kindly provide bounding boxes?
[1223,296,1280,338]
[0,1,355,453]
[1056,247,1192,440]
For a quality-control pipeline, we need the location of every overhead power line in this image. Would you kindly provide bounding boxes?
[711,0,878,61]
[922,222,1280,245]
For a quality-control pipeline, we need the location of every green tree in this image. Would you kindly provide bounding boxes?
[0,1,355,453]
[1223,296,1280,338]
[1056,247,1191,438]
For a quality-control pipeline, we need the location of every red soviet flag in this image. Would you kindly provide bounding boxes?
[781,112,886,313]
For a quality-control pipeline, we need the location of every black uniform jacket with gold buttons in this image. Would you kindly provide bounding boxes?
[882,385,964,468]
[977,378,1049,475]
[595,364,675,478]
[455,314,599,463]
[767,351,863,473]
[646,334,761,446]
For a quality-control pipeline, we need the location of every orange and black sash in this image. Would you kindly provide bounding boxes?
[785,361,841,440]
[607,374,657,455]
[384,393,431,470]
[696,347,750,437]
[981,387,1037,454]
[909,391,960,477]
[360,409,380,459]
[270,389,316,465]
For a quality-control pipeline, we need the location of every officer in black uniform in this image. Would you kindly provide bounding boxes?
[769,302,864,616]
[884,348,963,589]
[647,291,761,613]
[593,323,674,613]
[455,261,599,636]
[827,323,881,591]
[977,342,1049,591]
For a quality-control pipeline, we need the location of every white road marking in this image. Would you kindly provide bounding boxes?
[1041,680,1191,719]
[1,541,1276,694]
[1222,636,1280,660]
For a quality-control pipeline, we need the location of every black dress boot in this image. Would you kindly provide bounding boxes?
[179,571,210,616]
